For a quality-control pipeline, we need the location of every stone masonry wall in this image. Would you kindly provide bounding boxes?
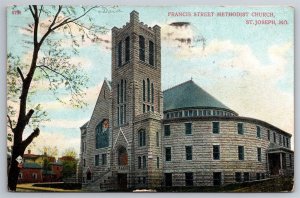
[162,119,276,186]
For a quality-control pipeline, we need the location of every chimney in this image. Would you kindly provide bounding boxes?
[28,149,31,154]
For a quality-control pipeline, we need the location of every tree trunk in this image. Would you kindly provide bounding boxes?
[8,144,25,191]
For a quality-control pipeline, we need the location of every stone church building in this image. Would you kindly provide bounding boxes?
[78,11,294,191]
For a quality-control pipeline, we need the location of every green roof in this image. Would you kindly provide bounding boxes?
[163,80,235,112]
[23,162,42,169]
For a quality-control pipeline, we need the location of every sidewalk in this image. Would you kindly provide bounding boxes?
[17,183,81,192]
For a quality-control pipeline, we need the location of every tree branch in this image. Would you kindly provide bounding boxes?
[17,67,25,82]
[7,115,14,132]
[40,6,97,45]
[70,21,91,30]
[33,5,38,18]
[37,65,70,81]
[22,128,40,148]
[68,6,98,24]
[25,109,34,124]
[28,6,35,19]
[32,7,39,45]
[48,6,62,30]
[38,5,43,18]
[39,6,62,45]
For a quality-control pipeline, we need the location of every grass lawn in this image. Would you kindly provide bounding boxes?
[231,177,294,192]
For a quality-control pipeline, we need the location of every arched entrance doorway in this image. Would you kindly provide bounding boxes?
[86,169,92,181]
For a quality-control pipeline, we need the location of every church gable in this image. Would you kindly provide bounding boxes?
[90,79,112,121]
[85,79,112,150]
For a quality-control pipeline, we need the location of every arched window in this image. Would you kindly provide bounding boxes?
[118,146,128,165]
[138,129,146,147]
[125,36,130,62]
[151,83,154,104]
[120,105,123,124]
[121,79,124,103]
[139,35,145,61]
[149,40,154,65]
[124,80,127,102]
[117,84,120,104]
[118,41,122,66]
[147,78,150,102]
[96,119,110,149]
[117,107,120,125]
[117,79,127,126]
[143,80,146,102]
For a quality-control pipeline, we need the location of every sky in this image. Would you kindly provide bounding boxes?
[7,6,294,156]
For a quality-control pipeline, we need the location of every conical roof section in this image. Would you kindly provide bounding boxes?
[163,80,235,113]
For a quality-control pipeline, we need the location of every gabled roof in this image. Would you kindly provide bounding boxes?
[163,80,235,113]
[23,162,42,169]
[80,78,112,131]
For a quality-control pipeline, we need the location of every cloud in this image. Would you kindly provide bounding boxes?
[184,41,293,140]
[41,82,103,110]
[42,118,89,129]
[69,56,93,69]
[25,132,80,158]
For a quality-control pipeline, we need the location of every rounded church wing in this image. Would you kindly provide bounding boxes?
[162,80,293,187]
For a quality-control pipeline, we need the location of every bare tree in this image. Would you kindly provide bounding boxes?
[7,5,119,191]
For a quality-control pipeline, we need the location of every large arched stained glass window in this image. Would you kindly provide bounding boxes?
[96,119,110,149]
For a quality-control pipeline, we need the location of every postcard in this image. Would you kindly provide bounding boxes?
[6,5,294,192]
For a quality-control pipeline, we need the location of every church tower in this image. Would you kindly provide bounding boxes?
[110,11,163,188]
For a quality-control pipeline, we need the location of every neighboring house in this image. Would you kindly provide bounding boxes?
[42,162,63,182]
[79,11,294,191]
[50,162,63,181]
[18,162,43,183]
[24,150,55,167]
[18,150,63,183]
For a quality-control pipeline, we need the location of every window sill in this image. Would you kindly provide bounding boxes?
[117,61,130,68]
[139,60,156,68]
